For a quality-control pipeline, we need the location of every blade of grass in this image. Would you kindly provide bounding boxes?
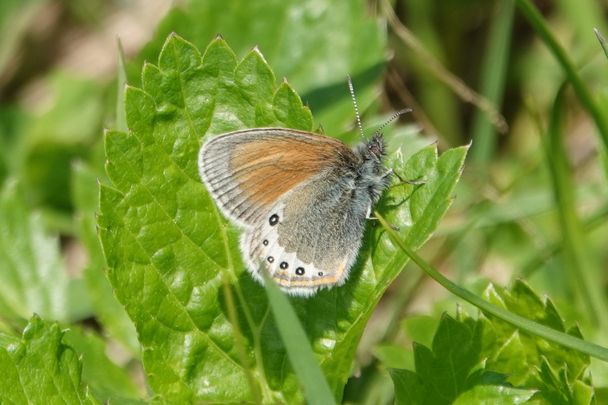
[263,274,336,405]
[542,84,608,333]
[514,0,608,150]
[595,29,608,59]
[471,0,514,166]
[116,38,128,132]
[374,211,608,362]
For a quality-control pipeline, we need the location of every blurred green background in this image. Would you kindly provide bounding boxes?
[0,0,607,402]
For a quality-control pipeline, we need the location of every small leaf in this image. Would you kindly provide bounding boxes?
[0,180,87,323]
[390,313,488,405]
[482,281,591,388]
[452,385,536,405]
[390,369,424,405]
[0,315,100,404]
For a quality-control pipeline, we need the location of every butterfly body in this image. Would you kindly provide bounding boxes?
[199,128,390,296]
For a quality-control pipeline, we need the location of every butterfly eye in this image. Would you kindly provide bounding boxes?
[269,214,279,226]
[280,262,288,269]
[318,271,323,276]
[295,267,305,276]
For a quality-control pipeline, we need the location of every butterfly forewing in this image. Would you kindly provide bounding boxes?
[199,128,355,227]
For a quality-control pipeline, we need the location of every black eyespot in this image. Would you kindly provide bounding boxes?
[318,271,323,277]
[269,214,279,226]
[267,256,274,263]
[295,267,305,276]
[280,262,288,269]
[263,239,269,246]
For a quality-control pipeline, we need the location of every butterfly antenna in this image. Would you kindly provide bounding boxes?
[373,108,413,137]
[347,75,365,140]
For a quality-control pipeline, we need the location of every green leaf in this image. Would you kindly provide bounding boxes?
[71,162,139,354]
[131,0,386,135]
[390,313,490,405]
[0,180,88,323]
[0,315,100,404]
[482,281,595,403]
[390,368,424,405]
[389,281,598,405]
[99,35,465,403]
[63,327,145,403]
[18,72,106,212]
[452,385,536,405]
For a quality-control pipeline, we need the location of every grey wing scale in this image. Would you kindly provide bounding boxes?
[241,170,373,296]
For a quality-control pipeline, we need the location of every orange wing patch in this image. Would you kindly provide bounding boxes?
[229,131,353,209]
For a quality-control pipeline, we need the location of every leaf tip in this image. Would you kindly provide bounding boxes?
[251,45,268,62]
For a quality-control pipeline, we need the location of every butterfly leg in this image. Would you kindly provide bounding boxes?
[386,170,426,190]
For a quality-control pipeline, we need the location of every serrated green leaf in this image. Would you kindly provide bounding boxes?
[482,281,591,388]
[99,35,465,403]
[0,180,87,323]
[476,281,597,403]
[391,368,424,405]
[389,278,600,405]
[132,0,386,135]
[0,315,100,404]
[535,357,595,405]
[390,313,488,405]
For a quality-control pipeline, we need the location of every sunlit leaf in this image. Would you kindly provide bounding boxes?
[99,34,465,403]
[0,315,100,404]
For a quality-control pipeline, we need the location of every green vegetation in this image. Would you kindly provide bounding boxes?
[0,0,607,403]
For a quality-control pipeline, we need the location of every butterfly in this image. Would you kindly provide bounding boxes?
[198,79,408,296]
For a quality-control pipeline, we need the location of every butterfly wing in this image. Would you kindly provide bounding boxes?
[241,166,374,296]
[199,128,355,227]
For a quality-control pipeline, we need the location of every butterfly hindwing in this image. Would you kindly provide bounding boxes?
[241,170,373,295]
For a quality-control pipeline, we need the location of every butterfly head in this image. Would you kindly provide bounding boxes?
[355,133,386,165]
[366,133,386,161]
